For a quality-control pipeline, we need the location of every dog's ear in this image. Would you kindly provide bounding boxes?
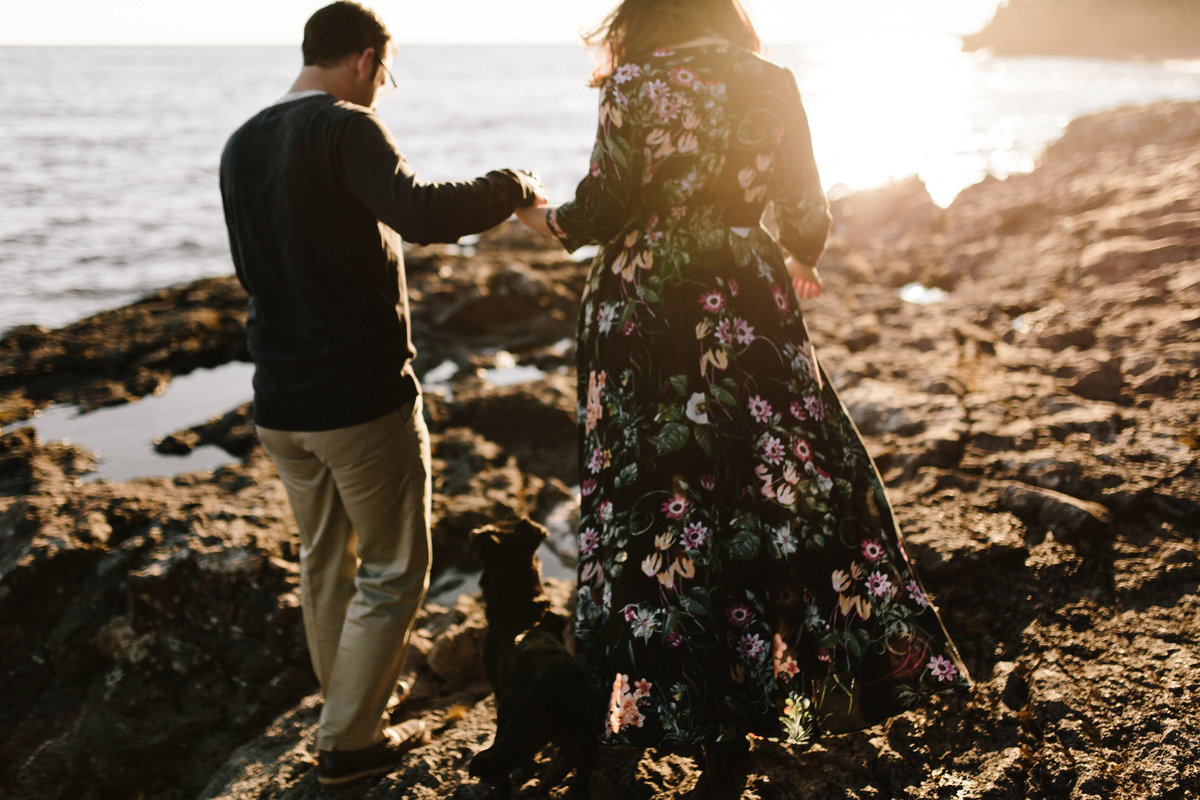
[514,518,549,553]
[470,526,503,557]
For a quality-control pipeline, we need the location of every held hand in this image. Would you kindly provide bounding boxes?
[786,256,822,300]
[515,170,547,208]
[516,203,553,236]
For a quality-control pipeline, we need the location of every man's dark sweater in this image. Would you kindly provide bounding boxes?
[219,93,539,431]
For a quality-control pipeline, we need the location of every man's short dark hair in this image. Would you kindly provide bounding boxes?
[302,2,391,67]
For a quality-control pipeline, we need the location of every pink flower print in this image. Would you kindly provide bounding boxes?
[771,284,790,313]
[590,161,602,178]
[662,494,689,520]
[666,630,683,647]
[738,633,767,661]
[587,446,605,474]
[633,679,653,699]
[733,318,756,345]
[763,435,785,465]
[672,67,697,87]
[792,437,812,462]
[715,318,733,344]
[928,654,959,683]
[598,500,614,521]
[682,523,709,550]
[774,637,800,679]
[817,647,832,662]
[606,673,649,735]
[804,393,824,421]
[579,527,599,556]
[790,400,807,421]
[645,79,670,101]
[908,580,929,609]
[699,290,725,313]
[614,63,641,83]
[700,474,716,491]
[861,539,885,562]
[581,478,597,497]
[748,395,772,424]
[728,279,740,296]
[725,604,751,626]
[867,571,894,598]
[622,319,636,336]
[623,605,638,622]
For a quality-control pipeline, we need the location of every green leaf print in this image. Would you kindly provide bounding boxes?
[650,422,690,454]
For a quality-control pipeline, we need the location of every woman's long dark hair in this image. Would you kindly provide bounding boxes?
[586,0,762,86]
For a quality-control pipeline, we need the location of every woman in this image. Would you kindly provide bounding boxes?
[518,0,970,790]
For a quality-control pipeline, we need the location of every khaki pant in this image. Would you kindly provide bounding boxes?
[257,398,431,751]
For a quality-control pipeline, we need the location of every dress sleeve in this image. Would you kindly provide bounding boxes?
[772,69,831,266]
[549,76,638,253]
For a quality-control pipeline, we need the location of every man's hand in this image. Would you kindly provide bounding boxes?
[514,170,547,207]
[786,256,822,299]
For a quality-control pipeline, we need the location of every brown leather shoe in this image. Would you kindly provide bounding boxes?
[316,719,430,786]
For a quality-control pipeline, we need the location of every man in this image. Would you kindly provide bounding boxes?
[218,1,543,786]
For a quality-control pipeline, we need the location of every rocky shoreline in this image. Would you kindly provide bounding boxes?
[2,100,1198,799]
[962,0,1200,60]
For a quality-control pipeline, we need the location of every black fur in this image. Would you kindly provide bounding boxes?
[468,519,601,799]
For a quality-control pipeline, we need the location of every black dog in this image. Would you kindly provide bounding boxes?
[468,519,600,799]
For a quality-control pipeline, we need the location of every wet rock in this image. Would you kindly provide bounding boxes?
[998,482,1112,538]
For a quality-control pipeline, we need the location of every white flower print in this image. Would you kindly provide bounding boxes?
[907,580,929,609]
[597,303,617,333]
[686,392,709,425]
[773,525,797,556]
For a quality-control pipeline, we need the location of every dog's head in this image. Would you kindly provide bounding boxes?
[470,518,551,618]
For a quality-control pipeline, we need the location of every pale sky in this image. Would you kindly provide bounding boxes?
[1,0,1002,45]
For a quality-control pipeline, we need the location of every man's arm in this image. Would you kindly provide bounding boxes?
[339,111,542,245]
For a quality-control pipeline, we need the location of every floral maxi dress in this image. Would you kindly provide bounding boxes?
[547,44,970,748]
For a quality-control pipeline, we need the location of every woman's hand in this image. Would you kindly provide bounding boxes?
[516,201,553,236]
[786,256,822,299]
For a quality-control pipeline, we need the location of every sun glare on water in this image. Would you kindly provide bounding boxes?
[782,31,1020,206]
